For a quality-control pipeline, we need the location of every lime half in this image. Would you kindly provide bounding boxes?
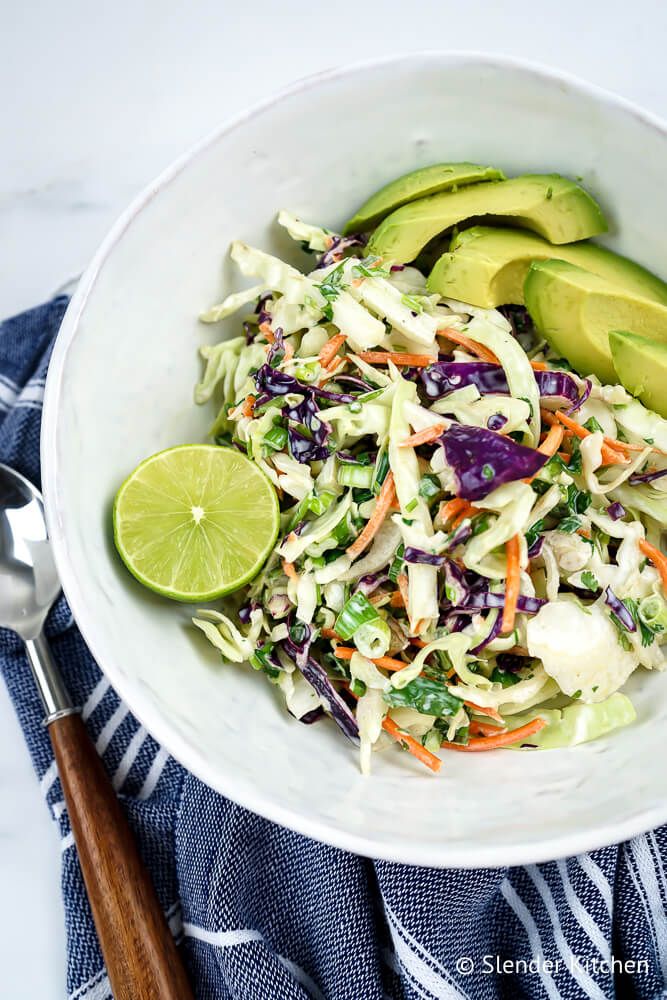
[113,444,279,602]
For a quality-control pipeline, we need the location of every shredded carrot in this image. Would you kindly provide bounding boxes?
[451,502,477,528]
[469,720,507,737]
[382,717,442,772]
[259,322,274,342]
[400,424,445,448]
[576,528,591,540]
[441,717,546,751]
[396,572,410,610]
[410,638,428,648]
[464,701,503,722]
[319,333,347,370]
[604,438,667,458]
[241,394,256,419]
[540,409,559,426]
[331,646,354,660]
[501,534,521,635]
[524,423,565,484]
[357,351,435,367]
[332,647,410,672]
[530,360,548,371]
[439,498,469,524]
[439,328,499,364]
[321,627,342,641]
[537,423,564,457]
[347,472,396,558]
[639,539,667,590]
[555,411,629,466]
[281,560,297,580]
[557,451,571,463]
[389,590,406,608]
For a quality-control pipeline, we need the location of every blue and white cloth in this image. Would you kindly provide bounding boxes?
[1,296,666,1000]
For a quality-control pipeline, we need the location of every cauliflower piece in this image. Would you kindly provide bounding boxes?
[526,600,638,703]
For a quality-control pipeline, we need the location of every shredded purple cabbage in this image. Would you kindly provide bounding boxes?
[606,501,626,521]
[456,591,546,615]
[533,370,580,409]
[442,559,469,606]
[564,378,592,416]
[337,449,377,466]
[355,572,389,596]
[255,291,272,315]
[629,467,667,485]
[288,427,330,464]
[420,361,579,410]
[283,640,359,741]
[242,320,255,344]
[445,521,473,550]
[498,305,536,352]
[487,413,508,432]
[440,424,548,500]
[403,547,446,567]
[311,384,356,404]
[238,600,259,624]
[604,587,636,632]
[470,611,503,654]
[421,362,508,400]
[266,327,285,367]
[298,707,325,725]
[266,594,291,618]
[527,534,545,559]
[390,264,405,272]
[314,233,367,270]
[329,374,373,392]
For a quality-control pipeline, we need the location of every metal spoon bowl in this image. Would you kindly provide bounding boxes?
[0,463,193,1000]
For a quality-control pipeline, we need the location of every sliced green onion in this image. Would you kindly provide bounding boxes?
[418,474,441,500]
[263,424,288,451]
[348,401,363,414]
[335,592,379,640]
[353,618,391,659]
[388,543,405,583]
[293,361,320,383]
[639,593,667,633]
[372,449,390,494]
[350,678,367,698]
[338,464,374,488]
[405,497,418,513]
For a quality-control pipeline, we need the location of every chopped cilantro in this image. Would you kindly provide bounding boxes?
[580,571,599,591]
[557,515,582,534]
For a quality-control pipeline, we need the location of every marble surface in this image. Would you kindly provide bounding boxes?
[3,1,667,996]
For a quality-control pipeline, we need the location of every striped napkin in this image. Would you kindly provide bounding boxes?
[1,296,666,1000]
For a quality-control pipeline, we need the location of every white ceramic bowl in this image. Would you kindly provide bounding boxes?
[42,53,667,867]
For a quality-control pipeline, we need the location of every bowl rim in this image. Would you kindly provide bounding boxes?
[41,50,667,868]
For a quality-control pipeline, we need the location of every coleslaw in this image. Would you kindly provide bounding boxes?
[192,210,667,773]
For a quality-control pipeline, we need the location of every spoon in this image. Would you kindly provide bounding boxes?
[0,464,193,1000]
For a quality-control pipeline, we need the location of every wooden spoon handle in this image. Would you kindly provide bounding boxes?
[49,712,193,1000]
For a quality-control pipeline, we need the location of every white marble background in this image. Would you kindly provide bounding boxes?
[3,1,667,996]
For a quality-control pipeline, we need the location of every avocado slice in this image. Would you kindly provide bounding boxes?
[343,162,505,234]
[524,260,667,384]
[609,330,667,418]
[369,175,607,263]
[428,226,667,308]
